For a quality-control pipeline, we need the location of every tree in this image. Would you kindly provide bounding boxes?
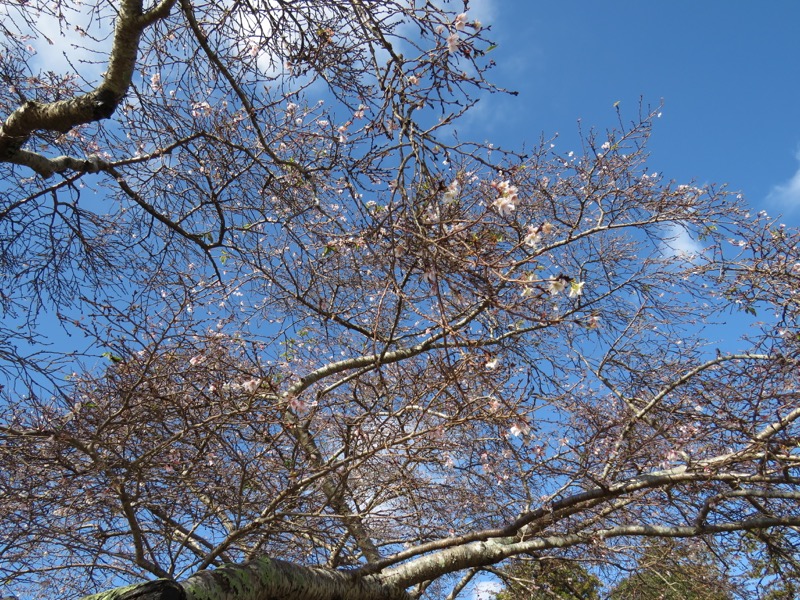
[1,1,800,599]
[491,540,737,600]
[741,530,800,599]
[494,557,601,599]
[608,539,735,600]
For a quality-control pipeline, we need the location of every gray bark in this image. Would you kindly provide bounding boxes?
[0,0,176,176]
[80,557,411,600]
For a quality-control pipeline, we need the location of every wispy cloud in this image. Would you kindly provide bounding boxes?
[766,148,800,213]
[26,8,111,79]
[472,579,502,600]
[660,223,704,259]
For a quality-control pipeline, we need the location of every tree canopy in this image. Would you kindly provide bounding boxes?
[492,540,736,600]
[1,1,800,599]
[608,539,735,600]
[494,558,601,599]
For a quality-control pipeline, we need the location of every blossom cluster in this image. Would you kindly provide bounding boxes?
[442,180,460,203]
[441,11,481,54]
[524,221,555,248]
[547,277,584,298]
[491,180,519,217]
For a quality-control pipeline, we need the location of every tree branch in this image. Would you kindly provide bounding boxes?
[0,0,178,176]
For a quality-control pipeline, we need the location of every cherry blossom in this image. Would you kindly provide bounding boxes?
[548,278,568,295]
[492,195,517,217]
[491,180,520,217]
[288,395,314,412]
[240,378,261,394]
[509,421,530,437]
[524,227,542,247]
[3,1,799,597]
[191,101,213,117]
[446,33,460,54]
[443,180,460,202]
[568,281,585,298]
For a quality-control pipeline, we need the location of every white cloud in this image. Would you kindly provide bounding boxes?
[466,0,499,24]
[472,579,502,600]
[660,223,704,258]
[19,5,112,82]
[766,148,800,213]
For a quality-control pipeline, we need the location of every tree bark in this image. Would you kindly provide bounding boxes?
[80,557,411,600]
[0,0,177,176]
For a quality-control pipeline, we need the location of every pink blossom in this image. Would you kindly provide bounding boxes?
[548,278,567,295]
[288,395,315,413]
[191,101,212,118]
[494,180,518,197]
[480,452,492,472]
[492,195,516,217]
[337,124,348,143]
[150,73,162,92]
[568,281,585,298]
[491,180,519,217]
[446,33,460,54]
[524,227,542,248]
[240,378,261,394]
[188,354,205,366]
[509,421,530,437]
[443,180,460,202]
[454,13,468,31]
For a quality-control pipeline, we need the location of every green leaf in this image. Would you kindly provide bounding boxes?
[486,44,498,52]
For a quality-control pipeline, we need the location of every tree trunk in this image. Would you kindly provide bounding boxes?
[80,557,411,600]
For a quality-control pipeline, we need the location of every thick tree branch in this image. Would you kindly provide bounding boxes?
[81,557,411,600]
[0,0,178,176]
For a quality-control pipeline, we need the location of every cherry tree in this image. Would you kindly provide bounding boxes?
[1,1,799,599]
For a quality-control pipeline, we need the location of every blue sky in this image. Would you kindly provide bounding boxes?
[3,3,799,597]
[463,1,800,226]
[465,3,800,597]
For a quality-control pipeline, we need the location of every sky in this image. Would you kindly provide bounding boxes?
[462,1,800,228]
[13,1,800,222]
[462,3,800,597]
[3,1,800,598]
